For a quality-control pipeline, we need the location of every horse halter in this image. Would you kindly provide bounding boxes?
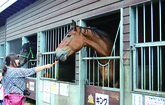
[19,47,34,63]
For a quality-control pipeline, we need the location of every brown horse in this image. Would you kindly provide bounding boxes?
[54,20,119,88]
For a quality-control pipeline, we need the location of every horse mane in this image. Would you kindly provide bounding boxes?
[66,26,115,41]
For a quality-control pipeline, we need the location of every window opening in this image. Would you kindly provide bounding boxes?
[131,0,165,93]
[41,24,75,82]
[83,12,121,88]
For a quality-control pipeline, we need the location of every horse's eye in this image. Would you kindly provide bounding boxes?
[67,35,72,38]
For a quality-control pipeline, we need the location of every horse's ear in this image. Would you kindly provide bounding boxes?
[72,20,77,31]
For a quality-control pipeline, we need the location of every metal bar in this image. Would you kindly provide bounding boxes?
[132,41,165,47]
[61,26,62,41]
[50,54,51,78]
[55,28,57,50]
[149,47,151,90]
[53,29,55,51]
[141,47,143,89]
[144,47,146,89]
[151,2,154,91]
[136,5,138,43]
[143,4,146,43]
[152,47,154,91]
[40,51,56,55]
[108,63,109,87]
[159,0,162,41]
[50,30,53,51]
[134,88,165,95]
[47,54,48,78]
[102,87,120,91]
[98,63,99,86]
[64,26,65,38]
[120,8,124,105]
[103,66,104,87]
[157,46,160,91]
[48,31,49,52]
[136,6,139,89]
[89,48,91,85]
[160,46,162,91]
[83,56,120,60]
[44,55,46,78]
[58,27,60,45]
[113,46,115,87]
[143,4,146,89]
[93,56,95,86]
[151,1,153,42]
[52,54,53,78]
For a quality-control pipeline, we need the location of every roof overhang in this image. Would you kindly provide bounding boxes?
[0,0,37,27]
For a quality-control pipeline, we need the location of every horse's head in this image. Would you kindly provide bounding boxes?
[54,20,85,61]
[18,42,37,67]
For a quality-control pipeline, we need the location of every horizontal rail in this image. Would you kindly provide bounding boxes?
[134,89,165,95]
[82,56,121,60]
[131,41,165,48]
[40,51,56,55]
[102,87,120,91]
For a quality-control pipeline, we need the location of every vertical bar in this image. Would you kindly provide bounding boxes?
[61,27,62,41]
[58,27,60,45]
[93,57,95,86]
[159,0,162,91]
[48,31,49,52]
[136,6,139,89]
[98,63,99,86]
[144,47,146,89]
[157,46,160,91]
[151,2,153,42]
[143,4,146,43]
[143,4,146,89]
[113,46,115,87]
[55,28,57,50]
[50,54,51,78]
[47,54,48,78]
[136,6,138,43]
[52,54,54,78]
[89,48,91,85]
[149,47,151,90]
[160,46,162,91]
[159,0,162,41]
[120,8,124,105]
[151,1,154,91]
[108,63,109,87]
[64,26,65,38]
[152,47,154,90]
[50,30,52,52]
[103,66,104,87]
[53,29,54,51]
[141,47,143,89]
[44,55,46,78]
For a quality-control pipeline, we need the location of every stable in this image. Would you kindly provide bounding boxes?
[0,0,165,105]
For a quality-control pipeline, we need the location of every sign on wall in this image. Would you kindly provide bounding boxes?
[51,82,59,95]
[132,94,143,105]
[145,96,165,105]
[95,93,109,105]
[60,83,69,97]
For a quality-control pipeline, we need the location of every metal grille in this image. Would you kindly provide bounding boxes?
[83,21,121,89]
[27,59,37,78]
[40,24,74,81]
[131,0,165,93]
[0,44,4,70]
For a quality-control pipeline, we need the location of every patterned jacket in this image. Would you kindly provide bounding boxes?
[3,67,35,95]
